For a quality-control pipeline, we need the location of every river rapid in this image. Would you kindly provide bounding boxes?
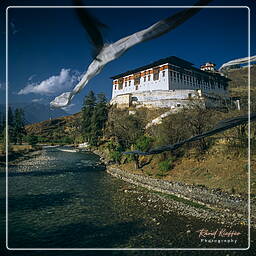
[0,147,252,254]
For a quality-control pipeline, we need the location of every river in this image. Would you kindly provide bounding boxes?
[0,147,252,254]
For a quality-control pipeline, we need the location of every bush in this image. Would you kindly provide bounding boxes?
[135,135,153,152]
[109,150,122,164]
[61,136,73,144]
[156,157,175,177]
[26,135,38,147]
[158,159,172,172]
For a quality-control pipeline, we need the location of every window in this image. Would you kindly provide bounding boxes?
[115,84,117,90]
[134,78,140,85]
[153,73,159,80]
[125,82,127,87]
[118,78,123,90]
[134,73,141,85]
[144,76,146,82]
[129,81,131,86]
[148,75,151,81]
[153,67,160,80]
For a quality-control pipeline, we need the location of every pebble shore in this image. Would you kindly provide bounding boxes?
[106,166,256,229]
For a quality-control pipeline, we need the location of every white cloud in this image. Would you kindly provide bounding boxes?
[28,74,36,81]
[31,98,43,103]
[18,69,81,96]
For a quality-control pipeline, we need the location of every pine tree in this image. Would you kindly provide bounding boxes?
[0,113,6,144]
[8,107,15,143]
[0,113,3,140]
[8,107,14,126]
[81,91,96,142]
[1,127,12,153]
[90,93,108,145]
[13,108,26,144]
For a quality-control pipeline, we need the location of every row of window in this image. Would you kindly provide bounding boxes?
[115,71,166,89]
[170,70,223,86]
[170,64,217,82]
[114,69,226,91]
[170,76,225,90]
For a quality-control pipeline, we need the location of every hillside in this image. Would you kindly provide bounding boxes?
[0,102,68,124]
[226,64,256,89]
[26,112,82,144]
[225,65,256,111]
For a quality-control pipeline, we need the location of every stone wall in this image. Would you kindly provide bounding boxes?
[110,89,201,109]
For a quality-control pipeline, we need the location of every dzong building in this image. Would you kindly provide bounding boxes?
[110,56,231,109]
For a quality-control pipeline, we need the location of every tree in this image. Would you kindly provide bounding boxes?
[8,107,15,143]
[13,108,26,144]
[90,93,108,145]
[81,91,96,142]
[0,113,4,142]
[178,102,218,154]
[27,135,38,148]
[1,127,12,153]
[105,107,145,150]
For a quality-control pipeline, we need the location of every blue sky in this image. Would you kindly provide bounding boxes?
[0,0,255,113]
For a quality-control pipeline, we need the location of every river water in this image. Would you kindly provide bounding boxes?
[0,147,252,253]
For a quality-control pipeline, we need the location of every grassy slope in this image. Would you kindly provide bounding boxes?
[117,150,254,195]
[25,112,81,142]
[228,65,256,109]
[227,64,256,89]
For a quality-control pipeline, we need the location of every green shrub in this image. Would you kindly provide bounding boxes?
[109,150,122,164]
[135,135,153,152]
[158,160,172,172]
[107,140,122,151]
[62,136,73,144]
[156,158,175,177]
[26,135,38,147]
[145,170,153,176]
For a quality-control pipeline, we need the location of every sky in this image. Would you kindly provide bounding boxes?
[0,0,255,113]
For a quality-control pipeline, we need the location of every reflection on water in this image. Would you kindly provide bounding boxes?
[0,147,251,250]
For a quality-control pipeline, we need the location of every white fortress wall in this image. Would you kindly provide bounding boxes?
[110,56,230,109]
[112,63,170,98]
[131,89,198,101]
[110,90,201,109]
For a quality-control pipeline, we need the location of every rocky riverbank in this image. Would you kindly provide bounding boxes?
[0,148,43,168]
[104,165,255,229]
[92,149,255,228]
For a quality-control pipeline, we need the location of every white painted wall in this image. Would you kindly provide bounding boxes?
[112,63,170,98]
[111,62,229,106]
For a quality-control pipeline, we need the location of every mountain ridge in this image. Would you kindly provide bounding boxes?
[0,102,68,124]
